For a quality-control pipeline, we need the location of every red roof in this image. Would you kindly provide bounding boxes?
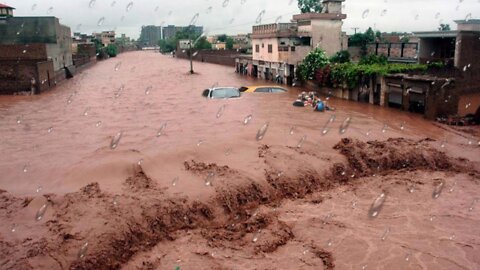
[0,3,15,9]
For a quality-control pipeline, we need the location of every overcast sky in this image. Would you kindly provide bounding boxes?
[3,0,480,39]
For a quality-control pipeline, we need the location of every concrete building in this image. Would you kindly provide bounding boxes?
[94,31,115,46]
[241,0,347,85]
[232,34,252,50]
[139,25,161,47]
[161,25,203,40]
[0,3,14,17]
[0,10,74,94]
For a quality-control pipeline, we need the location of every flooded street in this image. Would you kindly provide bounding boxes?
[1,51,480,270]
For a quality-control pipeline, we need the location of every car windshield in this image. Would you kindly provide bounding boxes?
[211,88,240,99]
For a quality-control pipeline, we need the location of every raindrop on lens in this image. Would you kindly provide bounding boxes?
[256,123,269,141]
[289,126,295,135]
[241,0,247,4]
[380,9,387,16]
[206,6,212,14]
[216,104,226,119]
[465,13,472,22]
[126,2,133,12]
[244,114,252,125]
[35,204,48,221]
[47,7,53,14]
[449,181,456,193]
[97,17,105,26]
[381,227,390,241]
[469,199,478,212]
[110,131,123,150]
[114,62,122,71]
[83,107,90,116]
[256,10,266,24]
[88,0,96,8]
[197,140,204,146]
[222,0,229,8]
[382,124,388,133]
[23,164,28,173]
[339,116,352,134]
[145,86,152,95]
[78,242,89,259]
[172,177,179,186]
[362,9,370,19]
[31,4,37,11]
[95,121,102,128]
[432,180,445,199]
[275,16,283,23]
[190,13,199,25]
[205,172,214,186]
[11,224,16,233]
[368,192,387,218]
[111,1,116,7]
[297,135,307,148]
[157,122,167,137]
[47,127,53,133]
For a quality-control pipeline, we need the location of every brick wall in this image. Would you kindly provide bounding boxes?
[175,49,240,67]
[0,44,48,60]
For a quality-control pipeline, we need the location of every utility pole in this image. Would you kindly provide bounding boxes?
[189,39,194,74]
[351,27,359,34]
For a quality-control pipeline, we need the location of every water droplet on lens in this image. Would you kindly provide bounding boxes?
[35,204,48,221]
[126,2,133,12]
[289,126,295,135]
[190,13,199,25]
[225,148,232,156]
[243,114,253,125]
[205,172,214,186]
[145,86,152,95]
[222,0,230,8]
[241,0,247,4]
[16,116,22,124]
[435,12,440,19]
[47,7,53,14]
[47,127,53,133]
[157,122,167,137]
[197,140,204,146]
[36,186,43,193]
[432,179,445,199]
[465,13,472,22]
[327,239,333,247]
[11,224,16,233]
[31,4,37,11]
[255,10,266,24]
[408,184,415,193]
[405,253,411,261]
[78,242,89,259]
[381,227,390,241]
[97,17,105,26]
[256,122,269,141]
[216,104,226,119]
[339,116,352,134]
[362,9,370,19]
[429,215,436,222]
[275,16,283,23]
[22,50,27,54]
[23,164,28,173]
[137,159,143,165]
[449,181,457,193]
[172,177,179,186]
[110,131,123,150]
[368,192,386,218]
[206,6,212,14]
[468,198,478,212]
[380,9,387,16]
[95,121,102,128]
[449,234,456,240]
[382,124,388,133]
[83,107,90,116]
[89,0,96,8]
[113,195,119,206]
[296,135,307,148]
[111,1,116,7]
[114,62,122,71]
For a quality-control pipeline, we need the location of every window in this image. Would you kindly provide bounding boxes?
[268,44,272,53]
[262,43,264,48]
[271,88,287,93]
[278,46,288,52]
[255,44,260,53]
[255,87,270,93]
[291,46,296,52]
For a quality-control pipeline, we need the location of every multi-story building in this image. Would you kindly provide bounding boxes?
[94,31,115,46]
[139,25,161,47]
[243,0,347,84]
[0,6,74,94]
[161,25,203,40]
[233,34,252,50]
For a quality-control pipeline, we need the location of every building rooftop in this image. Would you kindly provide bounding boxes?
[455,19,480,24]
[0,3,15,9]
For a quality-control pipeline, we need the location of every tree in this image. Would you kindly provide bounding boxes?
[194,37,212,50]
[438,24,451,31]
[158,39,176,52]
[330,50,350,63]
[348,27,376,56]
[106,44,118,57]
[296,48,330,81]
[297,0,322,13]
[217,34,227,42]
[226,37,234,49]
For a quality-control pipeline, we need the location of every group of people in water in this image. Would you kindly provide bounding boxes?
[293,91,334,112]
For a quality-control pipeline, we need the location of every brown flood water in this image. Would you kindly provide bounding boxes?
[1,51,479,270]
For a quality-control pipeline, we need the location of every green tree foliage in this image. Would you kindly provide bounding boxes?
[348,27,376,56]
[438,24,451,31]
[330,50,351,63]
[297,0,322,13]
[158,39,176,52]
[226,37,234,49]
[194,37,212,50]
[217,34,227,42]
[106,44,118,57]
[158,27,204,52]
[359,54,387,65]
[296,48,330,81]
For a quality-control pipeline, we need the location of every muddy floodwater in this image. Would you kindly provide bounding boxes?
[1,51,479,270]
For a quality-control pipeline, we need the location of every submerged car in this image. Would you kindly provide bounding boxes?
[202,87,241,99]
[239,85,288,93]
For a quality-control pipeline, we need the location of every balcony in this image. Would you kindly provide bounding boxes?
[252,23,298,39]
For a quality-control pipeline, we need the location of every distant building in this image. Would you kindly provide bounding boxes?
[213,42,227,50]
[0,3,14,17]
[139,25,161,47]
[243,0,347,84]
[94,31,115,46]
[161,25,203,40]
[233,34,252,50]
